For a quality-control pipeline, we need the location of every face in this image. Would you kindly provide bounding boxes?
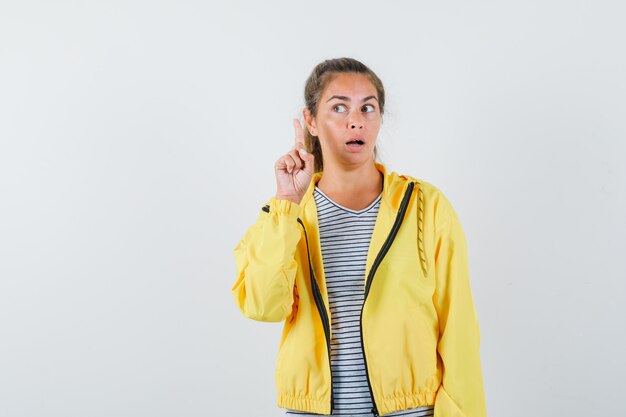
[304,72,381,168]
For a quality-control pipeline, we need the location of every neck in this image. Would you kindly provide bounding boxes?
[317,161,382,196]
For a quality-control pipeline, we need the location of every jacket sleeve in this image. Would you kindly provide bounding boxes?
[432,191,487,417]
[231,197,302,322]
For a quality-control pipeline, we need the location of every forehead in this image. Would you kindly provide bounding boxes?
[321,73,378,99]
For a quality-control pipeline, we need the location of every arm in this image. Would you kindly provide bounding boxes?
[432,192,487,417]
[231,197,302,322]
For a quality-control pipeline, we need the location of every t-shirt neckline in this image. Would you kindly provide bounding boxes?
[314,186,382,215]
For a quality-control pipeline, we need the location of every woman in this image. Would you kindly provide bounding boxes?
[231,58,486,416]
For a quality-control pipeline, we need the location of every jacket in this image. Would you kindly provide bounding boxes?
[231,161,486,416]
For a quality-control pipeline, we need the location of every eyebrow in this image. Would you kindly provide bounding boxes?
[325,95,378,103]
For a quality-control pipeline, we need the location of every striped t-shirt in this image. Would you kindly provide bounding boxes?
[284,186,435,417]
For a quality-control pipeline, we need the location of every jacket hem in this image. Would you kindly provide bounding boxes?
[277,393,330,415]
[276,392,438,416]
[378,392,438,416]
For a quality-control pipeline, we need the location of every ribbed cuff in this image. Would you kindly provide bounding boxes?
[266,197,301,218]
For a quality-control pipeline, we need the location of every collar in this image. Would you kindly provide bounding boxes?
[299,161,413,214]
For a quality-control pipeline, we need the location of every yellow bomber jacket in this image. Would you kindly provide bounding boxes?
[231,162,486,416]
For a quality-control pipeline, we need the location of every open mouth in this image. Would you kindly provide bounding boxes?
[346,139,365,148]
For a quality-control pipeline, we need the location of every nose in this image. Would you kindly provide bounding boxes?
[348,111,364,129]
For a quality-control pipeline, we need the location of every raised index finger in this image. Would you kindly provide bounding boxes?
[293,118,305,147]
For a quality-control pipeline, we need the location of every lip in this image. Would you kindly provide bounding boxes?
[345,138,366,152]
[345,137,365,144]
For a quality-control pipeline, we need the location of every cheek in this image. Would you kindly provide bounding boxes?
[317,123,346,149]
[319,118,344,134]
[367,116,381,131]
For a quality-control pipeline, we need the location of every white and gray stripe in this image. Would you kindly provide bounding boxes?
[285,186,434,417]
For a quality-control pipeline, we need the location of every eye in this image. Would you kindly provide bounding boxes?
[333,104,348,113]
[362,104,376,113]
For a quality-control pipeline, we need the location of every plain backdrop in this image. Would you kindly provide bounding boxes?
[1,1,625,416]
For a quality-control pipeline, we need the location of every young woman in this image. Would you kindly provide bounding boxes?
[231,58,486,417]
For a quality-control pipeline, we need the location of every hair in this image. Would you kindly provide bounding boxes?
[303,57,385,173]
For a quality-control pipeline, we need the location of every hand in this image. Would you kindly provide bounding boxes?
[274,118,315,205]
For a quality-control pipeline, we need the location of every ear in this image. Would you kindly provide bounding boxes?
[302,108,318,136]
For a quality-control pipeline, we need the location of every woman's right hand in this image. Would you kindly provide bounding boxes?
[274,118,315,205]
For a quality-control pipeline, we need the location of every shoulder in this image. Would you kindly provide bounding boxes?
[398,173,461,229]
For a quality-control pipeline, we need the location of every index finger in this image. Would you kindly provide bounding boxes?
[293,118,305,147]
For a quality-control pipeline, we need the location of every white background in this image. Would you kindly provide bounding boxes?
[1,1,625,416]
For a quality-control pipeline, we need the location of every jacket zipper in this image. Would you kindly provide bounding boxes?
[360,181,416,417]
[267,180,415,416]
[297,217,334,415]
